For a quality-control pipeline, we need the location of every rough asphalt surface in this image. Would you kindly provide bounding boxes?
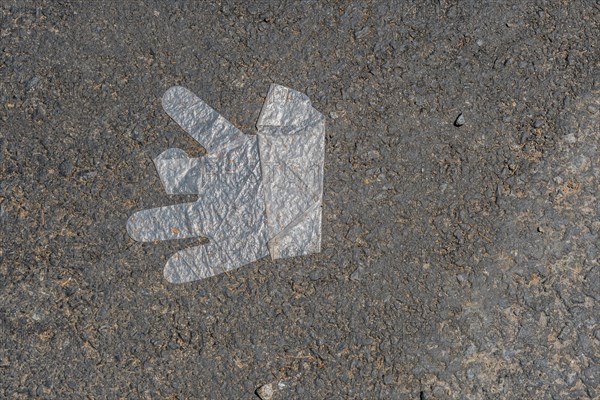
[1,1,599,399]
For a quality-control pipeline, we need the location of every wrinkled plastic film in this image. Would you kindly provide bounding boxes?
[127,84,324,283]
[257,85,325,259]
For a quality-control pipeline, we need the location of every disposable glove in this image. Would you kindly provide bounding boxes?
[127,84,325,283]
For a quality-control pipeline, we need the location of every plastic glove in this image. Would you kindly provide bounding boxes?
[127,84,324,283]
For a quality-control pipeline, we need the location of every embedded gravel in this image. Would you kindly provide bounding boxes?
[1,1,599,399]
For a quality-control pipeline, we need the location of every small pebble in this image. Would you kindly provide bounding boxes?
[570,294,585,304]
[132,127,144,142]
[354,26,369,40]
[519,131,530,144]
[533,119,544,128]
[564,133,577,144]
[64,285,77,297]
[78,170,97,178]
[350,265,366,281]
[454,113,465,127]
[383,374,395,385]
[256,383,274,400]
[34,105,46,121]
[58,160,73,177]
[26,76,40,91]
[309,269,321,281]
[467,367,477,380]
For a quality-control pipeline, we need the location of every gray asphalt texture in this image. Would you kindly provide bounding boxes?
[1,1,599,399]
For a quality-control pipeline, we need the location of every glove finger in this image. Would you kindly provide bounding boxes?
[163,243,238,283]
[127,202,209,242]
[162,86,245,153]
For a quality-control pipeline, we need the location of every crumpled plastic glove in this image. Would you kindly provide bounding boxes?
[127,84,325,283]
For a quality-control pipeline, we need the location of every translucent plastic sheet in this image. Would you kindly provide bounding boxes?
[127,84,325,283]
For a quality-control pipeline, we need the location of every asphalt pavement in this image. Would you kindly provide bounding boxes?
[1,1,599,399]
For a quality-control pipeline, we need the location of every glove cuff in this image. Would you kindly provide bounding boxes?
[257,84,325,259]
